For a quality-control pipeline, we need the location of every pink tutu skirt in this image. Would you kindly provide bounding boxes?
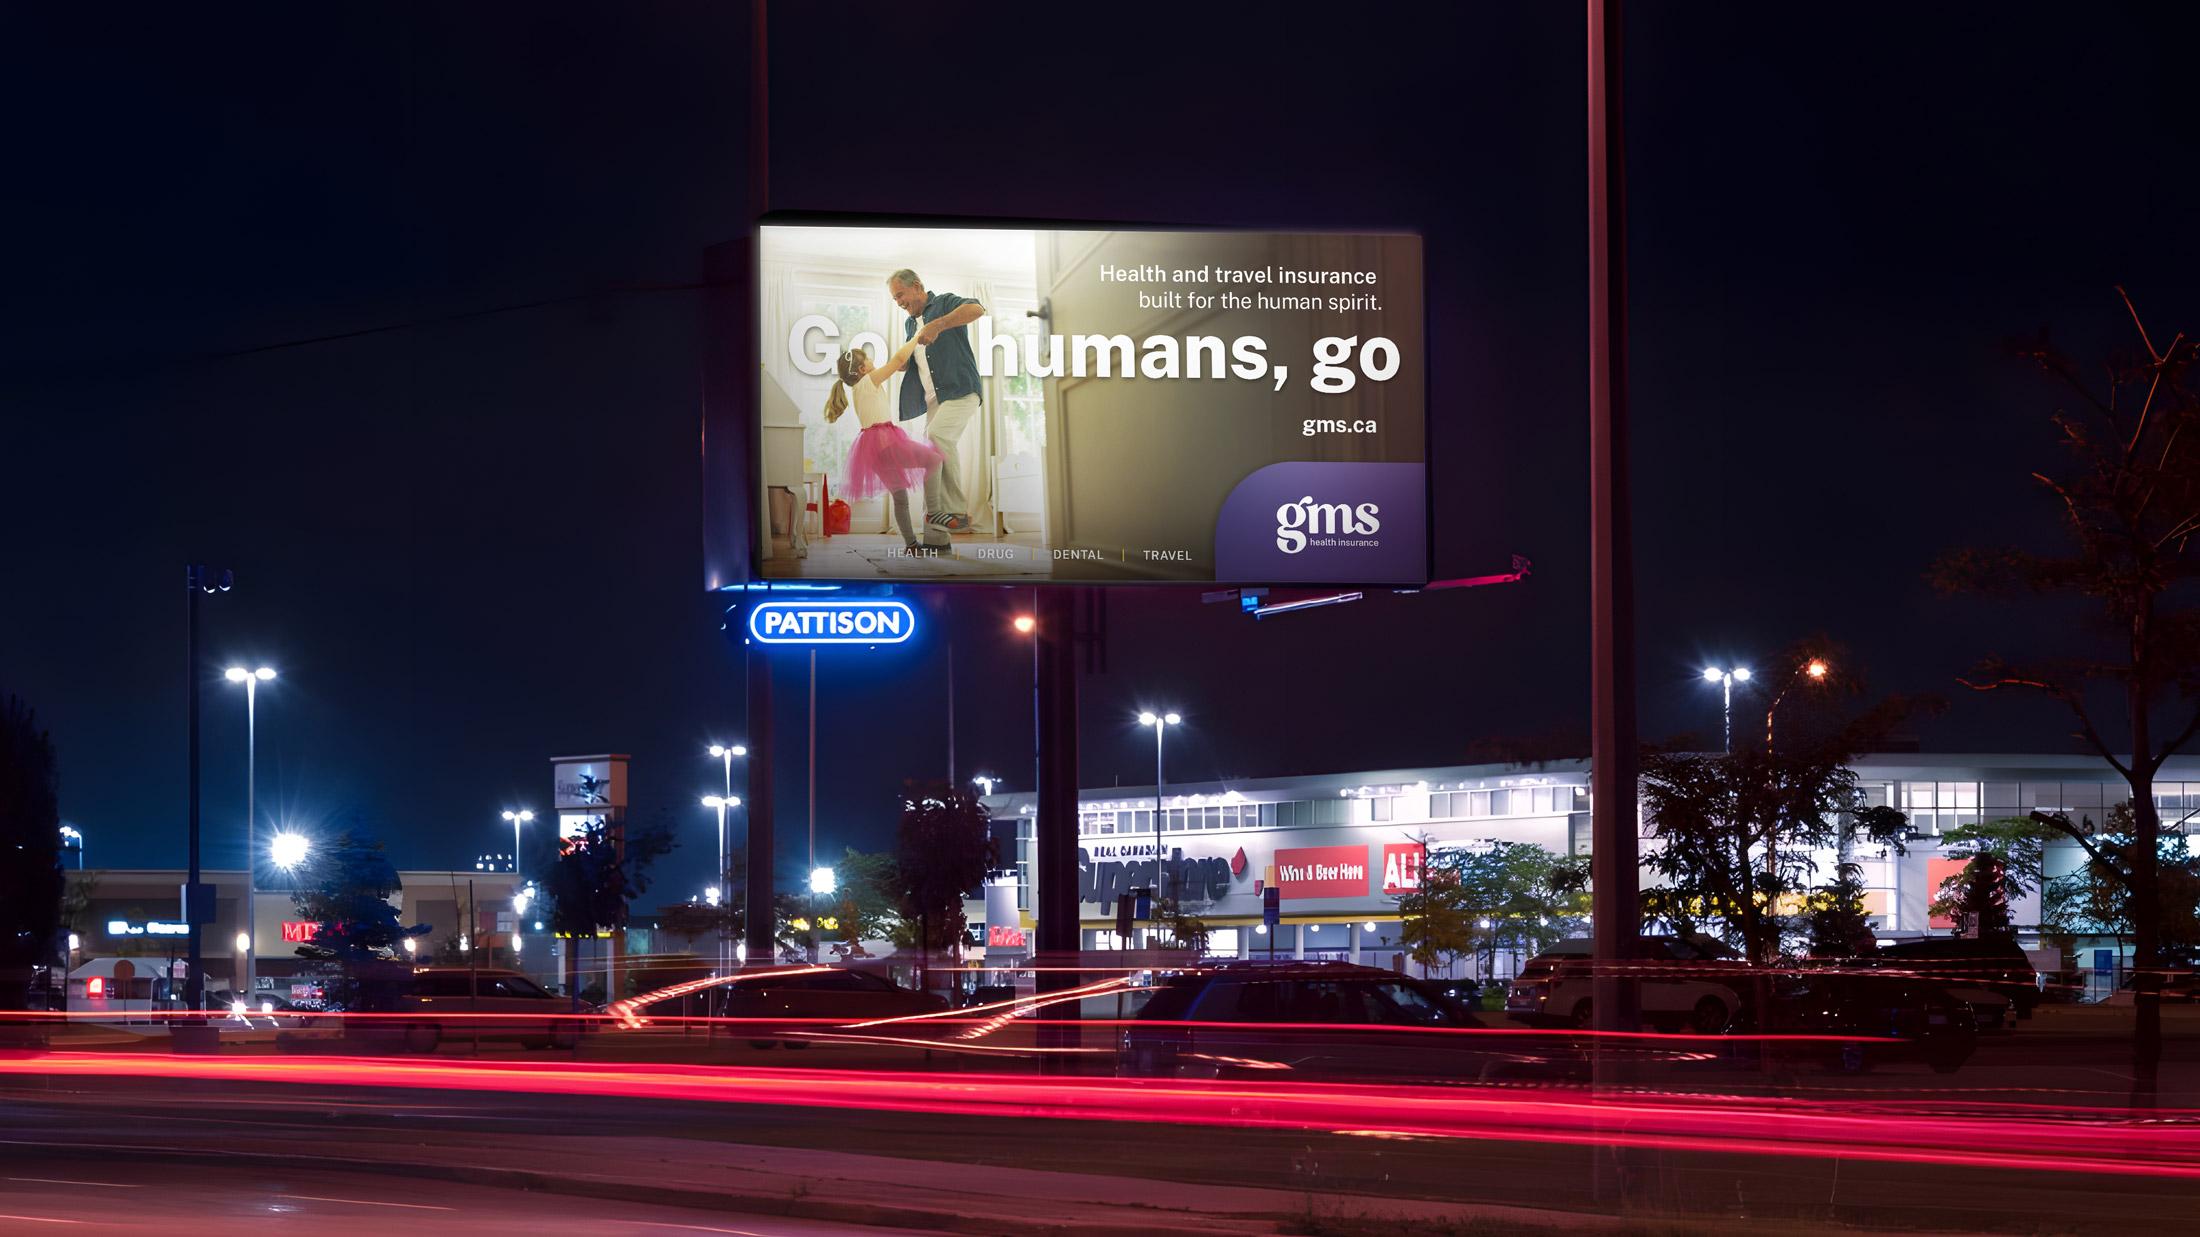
[843,421,944,499]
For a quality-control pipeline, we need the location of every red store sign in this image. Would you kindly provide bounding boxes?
[1273,845,1371,900]
[1381,843,1424,894]
[280,921,321,943]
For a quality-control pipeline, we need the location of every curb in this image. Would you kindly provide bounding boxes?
[6,1139,1278,1237]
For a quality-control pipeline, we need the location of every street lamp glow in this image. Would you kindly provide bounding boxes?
[1702,667,1752,753]
[810,867,836,896]
[1012,614,1035,634]
[708,743,748,759]
[224,666,276,682]
[234,931,251,953]
[502,809,534,823]
[704,886,721,907]
[972,774,999,796]
[270,831,310,871]
[702,795,727,809]
[402,937,416,955]
[1805,658,1829,679]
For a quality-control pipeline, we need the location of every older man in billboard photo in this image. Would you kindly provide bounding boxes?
[889,268,987,537]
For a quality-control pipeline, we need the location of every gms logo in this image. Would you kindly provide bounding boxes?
[1274,495,1382,554]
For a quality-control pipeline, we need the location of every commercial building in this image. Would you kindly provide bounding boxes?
[61,867,524,1006]
[981,753,2193,992]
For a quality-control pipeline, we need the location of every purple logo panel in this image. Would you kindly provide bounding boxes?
[1213,462,1427,584]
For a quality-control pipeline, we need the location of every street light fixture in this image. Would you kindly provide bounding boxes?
[58,825,83,870]
[1137,711,1183,922]
[1700,666,1751,754]
[270,831,310,871]
[972,774,999,797]
[702,792,742,974]
[223,665,276,997]
[705,743,746,973]
[500,809,535,881]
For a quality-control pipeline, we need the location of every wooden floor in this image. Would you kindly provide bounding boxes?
[760,529,1050,580]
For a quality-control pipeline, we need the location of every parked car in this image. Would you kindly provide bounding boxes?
[1761,971,1980,1073]
[393,967,579,1052]
[1117,961,1540,1083]
[1854,937,2042,1018]
[709,966,947,1045]
[1507,936,1746,1033]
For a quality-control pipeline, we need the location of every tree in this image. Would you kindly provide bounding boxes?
[1930,818,2048,941]
[1410,843,1592,980]
[1932,290,2200,1103]
[2037,803,2200,973]
[0,695,64,1011]
[892,782,996,989]
[1804,861,1877,959]
[1640,748,1909,963]
[1396,848,1475,974]
[289,829,427,1010]
[1149,897,1210,954]
[542,817,677,995]
[832,847,906,948]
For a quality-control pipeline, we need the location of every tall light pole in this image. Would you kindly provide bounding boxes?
[224,665,275,996]
[1700,666,1751,754]
[1761,656,1831,895]
[58,825,83,870]
[809,865,835,964]
[707,743,745,972]
[703,794,741,973]
[501,809,535,879]
[1136,711,1182,923]
[972,774,999,797]
[1764,658,1830,753]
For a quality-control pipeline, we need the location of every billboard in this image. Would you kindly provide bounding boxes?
[751,223,1425,585]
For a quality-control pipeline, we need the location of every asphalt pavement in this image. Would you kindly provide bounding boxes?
[0,1159,930,1236]
[3,1057,2197,1235]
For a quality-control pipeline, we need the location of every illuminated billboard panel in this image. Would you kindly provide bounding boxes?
[752,223,1425,585]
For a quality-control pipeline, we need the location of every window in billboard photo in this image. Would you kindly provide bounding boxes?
[751,222,1426,586]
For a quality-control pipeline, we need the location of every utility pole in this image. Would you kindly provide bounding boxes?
[1033,588,1080,1069]
[183,565,231,1015]
[1588,0,1643,1204]
[745,641,776,969]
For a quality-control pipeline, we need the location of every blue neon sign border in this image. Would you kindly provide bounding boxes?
[747,598,918,646]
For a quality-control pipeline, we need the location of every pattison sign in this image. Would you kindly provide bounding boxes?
[747,599,917,646]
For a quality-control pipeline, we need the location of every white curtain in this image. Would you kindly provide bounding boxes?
[760,262,795,405]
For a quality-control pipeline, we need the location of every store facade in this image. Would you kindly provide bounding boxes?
[62,868,525,1006]
[981,753,2199,987]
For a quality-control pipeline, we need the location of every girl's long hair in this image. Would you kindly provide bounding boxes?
[821,348,863,423]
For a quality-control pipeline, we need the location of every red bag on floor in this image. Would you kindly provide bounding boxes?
[824,498,851,535]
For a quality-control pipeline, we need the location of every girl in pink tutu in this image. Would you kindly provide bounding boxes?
[824,338,950,554]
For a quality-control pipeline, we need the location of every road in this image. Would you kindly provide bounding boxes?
[0,1160,926,1236]
[3,1053,2198,1234]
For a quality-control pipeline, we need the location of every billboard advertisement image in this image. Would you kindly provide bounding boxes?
[754,223,1425,585]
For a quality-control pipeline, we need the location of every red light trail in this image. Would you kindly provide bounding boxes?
[3,1052,2195,1181]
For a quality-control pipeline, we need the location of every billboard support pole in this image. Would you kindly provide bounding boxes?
[1589,0,1643,1205]
[184,569,204,1013]
[1033,587,1080,1070]
[745,638,776,970]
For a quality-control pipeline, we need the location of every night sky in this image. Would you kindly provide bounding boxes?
[6,4,2197,903]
